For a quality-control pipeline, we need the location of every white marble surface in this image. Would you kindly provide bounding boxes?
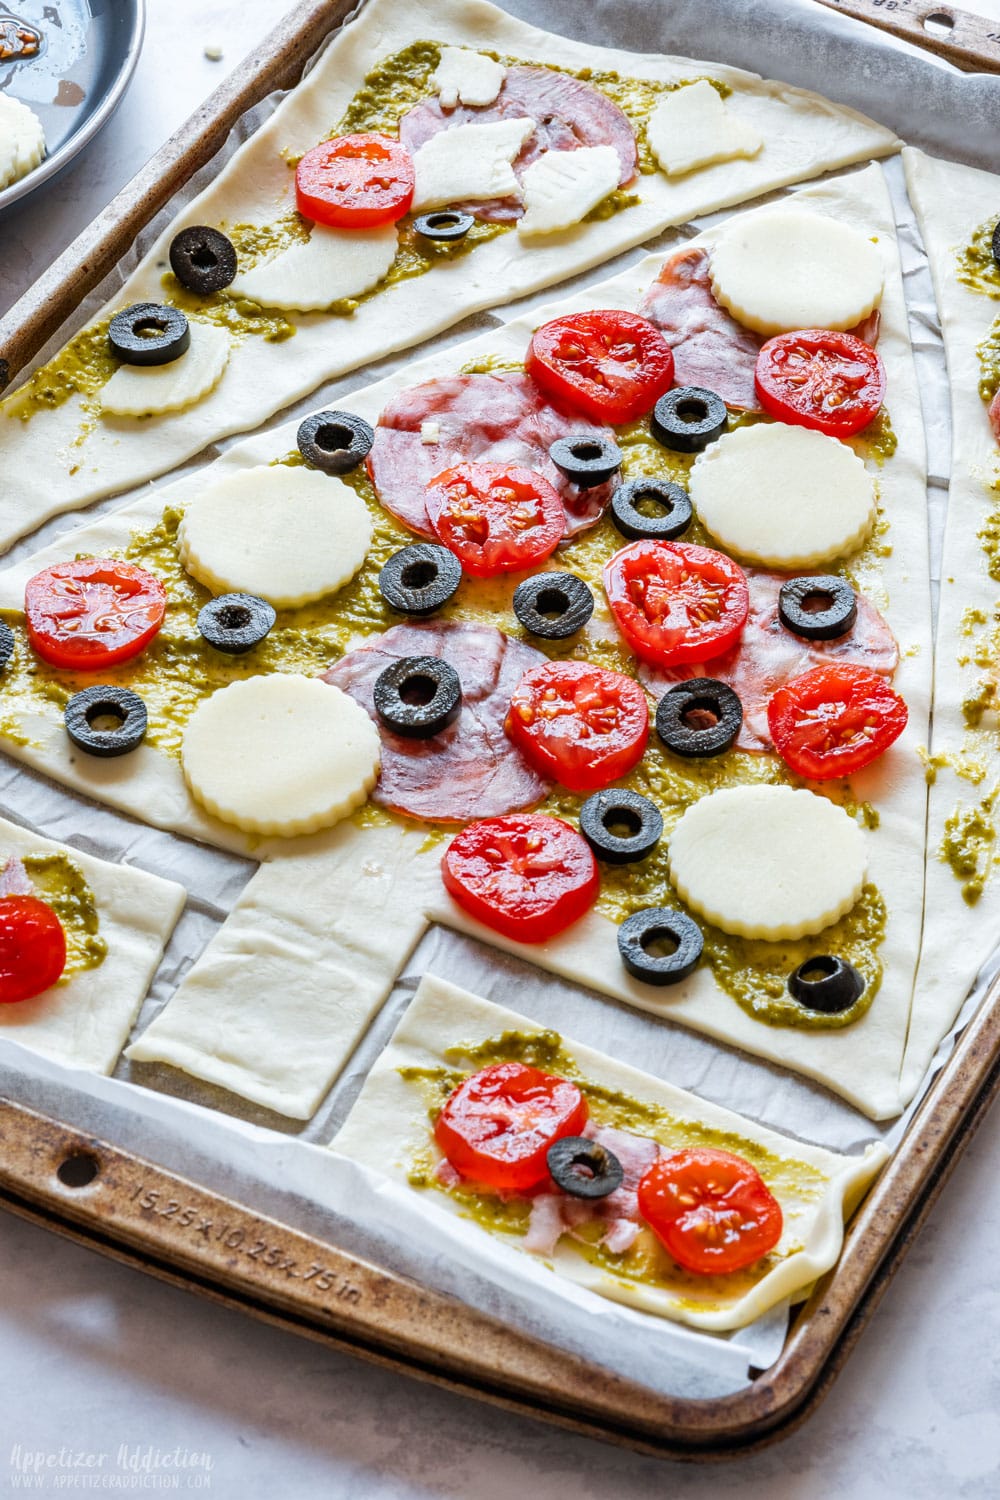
[1,1,1000,1495]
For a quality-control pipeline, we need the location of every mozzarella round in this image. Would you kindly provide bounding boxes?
[181,675,380,837]
[647,82,762,178]
[709,210,883,334]
[517,146,621,238]
[0,94,44,189]
[99,322,231,417]
[230,223,398,313]
[433,47,505,109]
[688,422,875,567]
[178,464,372,607]
[668,785,866,940]
[411,118,533,211]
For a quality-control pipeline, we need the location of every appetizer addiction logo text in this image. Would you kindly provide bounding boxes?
[8,1444,214,1489]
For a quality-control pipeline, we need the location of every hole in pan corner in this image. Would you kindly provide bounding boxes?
[56,1151,101,1189]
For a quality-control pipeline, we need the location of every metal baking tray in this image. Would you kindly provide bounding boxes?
[0,0,998,1458]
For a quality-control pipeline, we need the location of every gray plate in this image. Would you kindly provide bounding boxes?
[0,0,144,213]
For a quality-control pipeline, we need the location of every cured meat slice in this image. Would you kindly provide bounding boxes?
[524,1121,660,1256]
[399,64,637,222]
[323,620,551,822]
[639,569,899,753]
[0,856,31,897]
[367,371,618,539]
[989,387,1000,443]
[638,248,882,413]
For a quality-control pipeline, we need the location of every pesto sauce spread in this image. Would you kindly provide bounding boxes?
[955,217,1000,300]
[22,852,107,975]
[401,1029,822,1300]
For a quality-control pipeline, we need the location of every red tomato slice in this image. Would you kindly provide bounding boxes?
[505,659,649,793]
[425,462,565,578]
[434,1061,589,1193]
[442,814,599,944]
[754,330,886,439]
[25,560,167,672]
[603,540,749,669]
[767,661,907,781]
[526,310,675,425]
[0,896,66,1004]
[637,1148,783,1276]
[295,133,414,228]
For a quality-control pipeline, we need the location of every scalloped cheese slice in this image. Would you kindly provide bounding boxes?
[433,47,505,108]
[181,675,380,837]
[411,117,533,211]
[178,463,372,607]
[0,94,44,189]
[517,146,621,238]
[647,81,762,178]
[688,422,875,567]
[230,223,398,313]
[668,785,866,940]
[709,209,883,334]
[98,322,231,417]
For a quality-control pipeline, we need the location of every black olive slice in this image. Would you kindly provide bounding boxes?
[512,572,594,639]
[651,386,728,453]
[169,226,238,294]
[108,303,191,367]
[65,686,148,758]
[296,410,374,475]
[610,477,692,541]
[546,1136,624,1200]
[618,907,703,986]
[379,543,462,616]
[992,219,1000,275]
[373,655,462,738]
[579,788,663,865]
[548,434,623,488]
[787,955,864,1014]
[656,678,743,758]
[778,574,858,641]
[197,593,276,655]
[0,621,13,674]
[413,210,475,242]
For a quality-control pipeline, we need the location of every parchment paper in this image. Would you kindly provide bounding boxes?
[0,0,998,1401]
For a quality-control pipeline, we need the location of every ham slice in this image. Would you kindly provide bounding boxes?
[523,1121,662,1258]
[0,856,31,897]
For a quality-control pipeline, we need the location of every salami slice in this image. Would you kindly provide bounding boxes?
[399,65,637,222]
[989,387,1000,443]
[367,371,618,540]
[323,620,551,822]
[0,857,31,897]
[639,569,899,753]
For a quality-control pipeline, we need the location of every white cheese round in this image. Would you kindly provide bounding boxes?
[0,94,44,190]
[181,675,381,837]
[687,422,875,568]
[667,785,866,940]
[99,322,231,417]
[178,464,372,607]
[517,146,621,238]
[230,223,398,313]
[647,82,762,179]
[709,210,883,335]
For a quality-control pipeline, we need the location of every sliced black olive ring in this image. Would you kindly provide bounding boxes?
[778,574,857,641]
[413,210,475,242]
[169,225,238,295]
[0,620,14,674]
[656,678,743,758]
[108,303,191,367]
[379,543,462,616]
[788,956,864,1014]
[579,788,663,865]
[618,907,704,986]
[512,572,594,639]
[992,219,1000,275]
[610,476,692,541]
[651,386,728,454]
[198,593,276,655]
[548,433,623,488]
[373,655,462,738]
[65,686,148,758]
[546,1136,624,1200]
[296,409,374,475]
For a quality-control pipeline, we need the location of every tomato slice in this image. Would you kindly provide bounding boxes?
[505,659,649,793]
[434,1062,589,1193]
[637,1148,783,1276]
[754,330,886,438]
[0,896,66,1004]
[25,560,167,671]
[603,540,749,669]
[295,133,414,228]
[442,814,599,944]
[767,661,907,781]
[425,462,565,578]
[526,310,675,425]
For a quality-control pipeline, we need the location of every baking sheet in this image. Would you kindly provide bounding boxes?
[0,0,998,1401]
